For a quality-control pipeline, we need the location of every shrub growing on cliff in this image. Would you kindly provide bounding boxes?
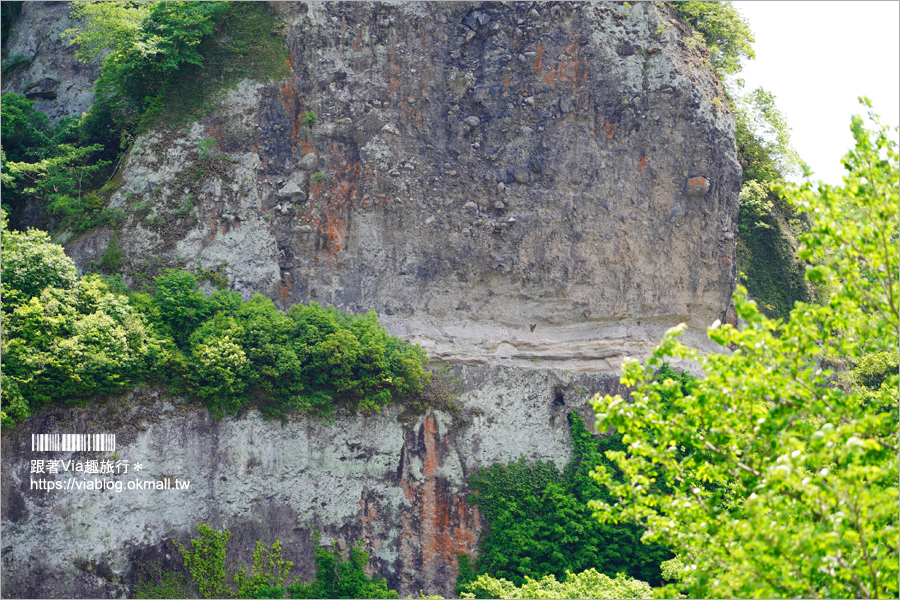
[461,413,673,590]
[289,535,398,600]
[1,93,110,229]
[64,1,229,111]
[64,1,289,143]
[590,104,899,598]
[144,269,431,419]
[668,1,755,77]
[0,213,162,427]
[0,210,429,425]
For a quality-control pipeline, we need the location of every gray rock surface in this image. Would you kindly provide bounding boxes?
[64,0,741,373]
[2,1,99,121]
[1,368,623,598]
[2,2,743,598]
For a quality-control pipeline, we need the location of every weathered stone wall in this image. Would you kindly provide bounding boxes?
[1,367,624,598]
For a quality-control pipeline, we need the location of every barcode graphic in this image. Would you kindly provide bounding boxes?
[32,434,115,452]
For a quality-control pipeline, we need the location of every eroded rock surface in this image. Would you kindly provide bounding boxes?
[3,2,742,597]
[1,368,622,598]
[1,1,99,121]
[66,1,741,372]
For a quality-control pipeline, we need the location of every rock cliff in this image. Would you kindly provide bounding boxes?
[2,369,625,598]
[1,2,740,598]
[59,0,741,372]
[1,1,99,123]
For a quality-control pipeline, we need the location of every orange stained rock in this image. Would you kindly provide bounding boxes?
[688,176,709,192]
[604,120,618,138]
[640,155,647,172]
[205,217,218,244]
[310,145,360,255]
[280,80,296,114]
[398,415,481,594]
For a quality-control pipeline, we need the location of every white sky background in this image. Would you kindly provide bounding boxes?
[730,1,900,186]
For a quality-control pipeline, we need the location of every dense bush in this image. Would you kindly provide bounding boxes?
[64,0,289,146]
[2,2,289,233]
[1,213,161,427]
[0,219,430,427]
[288,536,398,599]
[590,107,898,598]
[136,269,430,419]
[141,525,397,599]
[65,1,229,111]
[668,0,755,76]
[459,412,674,590]
[1,93,111,230]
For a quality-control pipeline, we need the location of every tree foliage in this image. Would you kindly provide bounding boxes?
[0,216,429,428]
[458,569,651,600]
[288,536,398,599]
[1,93,111,229]
[668,1,755,76]
[730,83,813,319]
[1,212,160,427]
[590,104,898,599]
[64,1,229,111]
[176,524,233,599]
[462,413,672,589]
[141,269,430,419]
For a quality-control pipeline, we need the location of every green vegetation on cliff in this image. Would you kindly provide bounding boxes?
[136,525,396,600]
[666,0,812,320]
[731,85,813,318]
[457,405,694,593]
[1,1,288,233]
[0,212,429,428]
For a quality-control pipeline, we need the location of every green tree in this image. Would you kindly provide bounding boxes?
[1,213,160,427]
[464,414,672,589]
[1,212,78,310]
[176,523,233,599]
[1,94,109,228]
[668,1,755,76]
[458,569,651,600]
[151,269,211,349]
[64,1,228,111]
[590,103,898,598]
[234,540,294,599]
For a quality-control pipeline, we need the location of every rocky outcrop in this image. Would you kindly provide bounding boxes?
[3,2,742,598]
[0,368,623,598]
[1,1,99,122]
[65,0,741,373]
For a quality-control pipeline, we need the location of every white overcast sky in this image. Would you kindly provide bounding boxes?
[730,1,900,186]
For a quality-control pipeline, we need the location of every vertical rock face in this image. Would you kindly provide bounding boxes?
[1,369,624,598]
[2,2,742,598]
[1,1,99,122]
[65,0,741,372]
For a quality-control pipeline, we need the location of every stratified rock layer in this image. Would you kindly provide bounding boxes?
[66,1,741,372]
